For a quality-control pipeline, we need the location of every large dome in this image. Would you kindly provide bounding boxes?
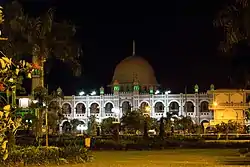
[112,56,158,85]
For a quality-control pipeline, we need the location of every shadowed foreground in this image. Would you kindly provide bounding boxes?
[41,149,250,167]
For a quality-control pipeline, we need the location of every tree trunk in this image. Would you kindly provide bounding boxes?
[40,57,45,88]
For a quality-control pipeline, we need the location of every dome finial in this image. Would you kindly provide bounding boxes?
[132,40,135,56]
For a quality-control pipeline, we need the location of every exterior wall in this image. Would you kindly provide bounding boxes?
[18,92,213,128]
[208,89,250,125]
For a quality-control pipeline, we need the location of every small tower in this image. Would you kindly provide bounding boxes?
[100,86,104,95]
[210,84,215,91]
[57,87,63,96]
[132,71,139,94]
[149,86,154,94]
[194,84,199,93]
[113,80,120,95]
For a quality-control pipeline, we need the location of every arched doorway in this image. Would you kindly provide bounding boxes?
[200,101,209,112]
[154,102,164,113]
[185,101,194,112]
[76,103,86,114]
[90,103,100,114]
[201,120,210,133]
[121,101,131,115]
[105,102,113,113]
[169,101,179,115]
[140,102,150,114]
[62,121,71,132]
[62,103,72,114]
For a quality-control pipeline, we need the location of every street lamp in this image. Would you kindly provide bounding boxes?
[90,91,96,96]
[79,91,85,96]
[77,124,87,134]
[111,108,120,122]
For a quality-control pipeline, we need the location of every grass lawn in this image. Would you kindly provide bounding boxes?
[44,149,250,167]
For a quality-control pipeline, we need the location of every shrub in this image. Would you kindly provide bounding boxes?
[0,146,92,166]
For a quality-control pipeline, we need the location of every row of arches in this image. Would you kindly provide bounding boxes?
[57,101,209,115]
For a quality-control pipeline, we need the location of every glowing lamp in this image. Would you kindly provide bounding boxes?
[111,108,120,115]
[165,90,171,94]
[145,106,151,112]
[155,90,160,94]
[77,124,87,131]
[79,91,85,96]
[213,102,218,107]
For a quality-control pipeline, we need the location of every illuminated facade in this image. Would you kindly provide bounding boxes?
[18,40,250,130]
[208,89,250,126]
[18,55,217,131]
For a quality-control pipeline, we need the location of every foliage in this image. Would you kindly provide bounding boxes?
[214,0,249,52]
[71,119,84,132]
[0,105,22,161]
[174,116,194,133]
[87,115,97,136]
[147,117,159,132]
[0,54,34,161]
[100,117,116,135]
[159,117,165,138]
[31,86,63,140]
[22,113,37,132]
[1,1,82,76]
[0,55,35,99]
[215,120,241,133]
[121,109,144,133]
[0,146,92,166]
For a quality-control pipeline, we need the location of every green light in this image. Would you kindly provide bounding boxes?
[150,89,153,94]
[133,85,139,91]
[114,85,120,91]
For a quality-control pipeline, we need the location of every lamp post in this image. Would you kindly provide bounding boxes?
[112,108,120,141]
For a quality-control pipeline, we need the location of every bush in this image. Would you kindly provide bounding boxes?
[0,146,92,166]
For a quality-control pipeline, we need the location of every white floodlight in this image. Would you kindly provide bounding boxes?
[79,91,85,96]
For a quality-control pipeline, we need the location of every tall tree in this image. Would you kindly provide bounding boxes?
[214,0,250,87]
[1,1,82,91]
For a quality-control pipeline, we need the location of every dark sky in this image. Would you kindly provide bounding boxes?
[13,0,232,95]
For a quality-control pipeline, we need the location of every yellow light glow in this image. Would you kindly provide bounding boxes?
[145,106,151,112]
[213,102,218,106]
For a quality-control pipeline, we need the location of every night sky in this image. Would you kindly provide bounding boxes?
[9,0,232,95]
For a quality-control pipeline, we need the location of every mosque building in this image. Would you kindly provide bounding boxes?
[17,41,250,132]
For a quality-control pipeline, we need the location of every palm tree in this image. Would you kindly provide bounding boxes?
[1,1,82,91]
[214,0,250,88]
[32,86,63,143]
[214,0,249,52]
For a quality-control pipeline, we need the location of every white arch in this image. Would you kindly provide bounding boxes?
[61,102,73,108]
[120,100,132,107]
[184,100,196,107]
[200,119,210,124]
[75,101,87,108]
[60,119,70,127]
[199,100,209,105]
[168,100,181,106]
[88,101,100,108]
[153,100,165,107]
[139,101,150,107]
[104,101,115,107]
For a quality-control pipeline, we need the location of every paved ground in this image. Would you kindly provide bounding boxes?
[43,149,250,167]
